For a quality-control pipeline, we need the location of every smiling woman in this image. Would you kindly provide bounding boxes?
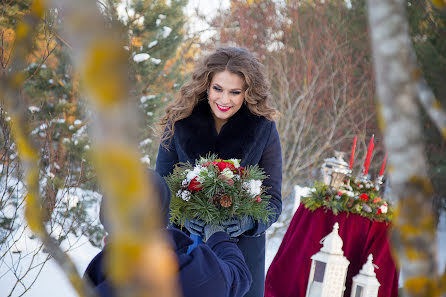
[155,47,283,297]
[208,70,245,133]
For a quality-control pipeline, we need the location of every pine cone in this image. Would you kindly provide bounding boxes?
[210,194,221,206]
[220,194,232,208]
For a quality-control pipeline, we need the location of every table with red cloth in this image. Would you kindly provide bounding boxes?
[265,206,399,297]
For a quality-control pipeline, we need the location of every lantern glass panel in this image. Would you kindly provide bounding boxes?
[355,285,364,297]
[330,172,346,188]
[314,261,326,282]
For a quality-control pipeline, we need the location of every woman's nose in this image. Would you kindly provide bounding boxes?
[220,91,230,103]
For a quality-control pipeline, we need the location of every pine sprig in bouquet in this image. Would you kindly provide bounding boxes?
[302,177,393,222]
[166,154,272,226]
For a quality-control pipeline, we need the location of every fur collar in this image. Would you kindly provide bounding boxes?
[175,100,267,164]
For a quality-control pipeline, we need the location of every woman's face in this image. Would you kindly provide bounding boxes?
[208,70,245,124]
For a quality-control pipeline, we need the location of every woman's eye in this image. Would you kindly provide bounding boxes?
[212,86,222,92]
[231,91,241,95]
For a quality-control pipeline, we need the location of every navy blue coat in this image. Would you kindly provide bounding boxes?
[84,228,252,297]
[156,100,283,297]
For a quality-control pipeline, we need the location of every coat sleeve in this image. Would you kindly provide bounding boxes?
[178,232,252,297]
[248,121,282,236]
[155,135,179,177]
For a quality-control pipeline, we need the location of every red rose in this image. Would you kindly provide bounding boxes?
[359,193,369,202]
[377,208,382,215]
[255,195,262,202]
[237,166,247,177]
[216,161,236,172]
[187,177,202,192]
[337,191,343,196]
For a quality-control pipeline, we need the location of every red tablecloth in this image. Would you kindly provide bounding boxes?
[265,206,399,297]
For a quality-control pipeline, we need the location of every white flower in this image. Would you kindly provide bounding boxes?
[186,165,206,182]
[176,190,182,198]
[380,204,388,214]
[230,159,240,168]
[345,191,355,197]
[221,168,234,179]
[181,190,191,201]
[181,179,188,187]
[243,180,262,197]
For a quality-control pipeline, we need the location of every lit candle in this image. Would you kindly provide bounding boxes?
[363,135,374,176]
[349,136,357,169]
[379,152,387,176]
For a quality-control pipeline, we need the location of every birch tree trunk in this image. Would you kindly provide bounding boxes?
[367,0,445,295]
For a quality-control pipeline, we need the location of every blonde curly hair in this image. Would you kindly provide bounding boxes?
[157,47,278,144]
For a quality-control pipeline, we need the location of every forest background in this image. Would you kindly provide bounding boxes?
[0,0,445,296]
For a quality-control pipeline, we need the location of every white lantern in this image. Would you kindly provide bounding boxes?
[305,222,350,297]
[351,254,381,297]
[321,151,351,189]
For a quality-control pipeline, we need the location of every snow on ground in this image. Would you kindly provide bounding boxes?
[1,182,445,296]
[0,235,100,297]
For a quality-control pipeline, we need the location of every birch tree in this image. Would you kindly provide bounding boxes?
[367,0,446,295]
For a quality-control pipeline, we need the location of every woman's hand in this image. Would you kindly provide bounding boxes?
[183,218,205,236]
[221,216,255,237]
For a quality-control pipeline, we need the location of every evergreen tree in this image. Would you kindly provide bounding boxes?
[407,0,446,212]
[106,0,189,164]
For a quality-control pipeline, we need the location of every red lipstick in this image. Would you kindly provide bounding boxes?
[216,104,231,112]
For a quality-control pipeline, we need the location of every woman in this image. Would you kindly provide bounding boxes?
[156,47,282,297]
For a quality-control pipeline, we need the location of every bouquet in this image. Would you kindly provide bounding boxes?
[301,176,393,222]
[166,154,272,227]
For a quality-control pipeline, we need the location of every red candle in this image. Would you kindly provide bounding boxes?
[379,152,388,176]
[349,136,357,169]
[363,135,374,176]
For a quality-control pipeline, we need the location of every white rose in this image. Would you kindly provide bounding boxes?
[186,165,203,182]
[244,179,262,197]
[380,204,388,214]
[221,168,234,179]
[230,159,240,168]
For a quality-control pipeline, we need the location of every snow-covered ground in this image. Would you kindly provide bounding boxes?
[0,235,100,297]
[1,184,445,296]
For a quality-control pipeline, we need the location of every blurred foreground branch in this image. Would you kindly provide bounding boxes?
[0,1,96,297]
[367,0,445,295]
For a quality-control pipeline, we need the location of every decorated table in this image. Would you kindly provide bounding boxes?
[265,206,399,297]
[266,138,399,297]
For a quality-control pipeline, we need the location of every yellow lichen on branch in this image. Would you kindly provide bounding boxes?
[431,0,446,9]
[82,39,129,109]
[405,276,440,297]
[92,144,180,296]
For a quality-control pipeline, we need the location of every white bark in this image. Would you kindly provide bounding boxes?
[367,0,441,295]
